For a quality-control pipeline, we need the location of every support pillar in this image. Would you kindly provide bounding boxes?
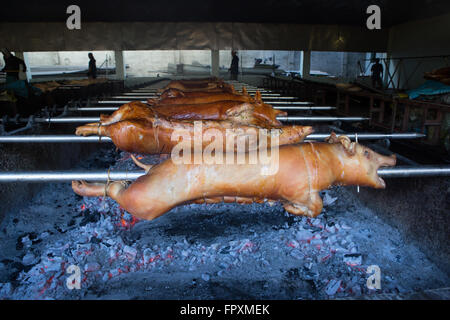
[15,52,32,82]
[114,50,126,80]
[211,49,219,77]
[302,50,311,79]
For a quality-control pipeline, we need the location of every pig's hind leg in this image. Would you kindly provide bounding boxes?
[72,180,127,201]
[283,191,323,218]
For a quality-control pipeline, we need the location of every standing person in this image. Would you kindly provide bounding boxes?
[371,58,383,89]
[87,52,97,79]
[1,49,27,84]
[229,50,239,80]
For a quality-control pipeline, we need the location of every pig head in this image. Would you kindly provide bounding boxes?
[322,133,397,189]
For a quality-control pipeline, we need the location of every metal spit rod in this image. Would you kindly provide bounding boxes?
[111,95,297,100]
[269,101,315,105]
[0,166,448,182]
[0,133,425,143]
[0,116,368,123]
[279,116,369,122]
[56,106,337,112]
[131,89,269,93]
[95,100,315,105]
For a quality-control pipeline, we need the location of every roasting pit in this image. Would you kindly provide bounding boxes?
[0,146,448,300]
[0,79,448,300]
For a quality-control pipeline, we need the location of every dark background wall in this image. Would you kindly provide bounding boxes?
[310,51,367,79]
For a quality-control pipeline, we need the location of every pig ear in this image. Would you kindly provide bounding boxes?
[242,87,248,95]
[325,132,339,143]
[326,133,356,155]
[255,91,262,103]
[338,136,356,155]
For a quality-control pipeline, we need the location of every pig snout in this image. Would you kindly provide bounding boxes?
[372,153,396,189]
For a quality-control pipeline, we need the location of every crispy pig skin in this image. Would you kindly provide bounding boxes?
[98,101,286,127]
[76,114,312,154]
[148,87,252,105]
[161,79,234,93]
[72,134,396,220]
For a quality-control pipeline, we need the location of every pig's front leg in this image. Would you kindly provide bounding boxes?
[75,124,107,136]
[283,191,323,218]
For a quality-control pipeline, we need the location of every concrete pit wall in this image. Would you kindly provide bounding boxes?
[351,176,450,273]
[0,125,104,223]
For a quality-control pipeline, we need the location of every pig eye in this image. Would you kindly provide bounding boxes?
[364,150,370,157]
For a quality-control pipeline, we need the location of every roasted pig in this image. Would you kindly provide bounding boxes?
[75,107,312,154]
[72,133,396,220]
[148,87,259,105]
[97,101,286,127]
[162,79,234,93]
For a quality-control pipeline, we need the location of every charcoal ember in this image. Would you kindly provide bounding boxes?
[90,237,101,244]
[42,257,63,272]
[84,262,101,272]
[341,223,352,230]
[343,253,362,266]
[317,253,332,264]
[114,236,125,248]
[330,245,347,253]
[351,285,362,296]
[325,234,338,245]
[77,243,92,253]
[304,262,313,270]
[105,238,116,247]
[290,250,303,260]
[303,269,319,281]
[201,273,210,281]
[53,225,67,234]
[22,253,36,266]
[181,250,189,258]
[310,218,322,227]
[123,246,137,262]
[220,246,230,254]
[287,240,300,248]
[16,235,33,250]
[109,268,120,278]
[0,283,13,297]
[296,230,313,241]
[143,248,153,264]
[323,193,338,206]
[102,273,110,282]
[40,232,50,239]
[326,225,338,233]
[325,279,342,296]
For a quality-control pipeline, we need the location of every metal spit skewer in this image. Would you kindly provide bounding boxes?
[278,116,369,122]
[110,95,298,100]
[53,106,337,112]
[0,166,448,182]
[0,115,368,123]
[0,133,426,143]
[94,100,315,105]
[131,89,270,93]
